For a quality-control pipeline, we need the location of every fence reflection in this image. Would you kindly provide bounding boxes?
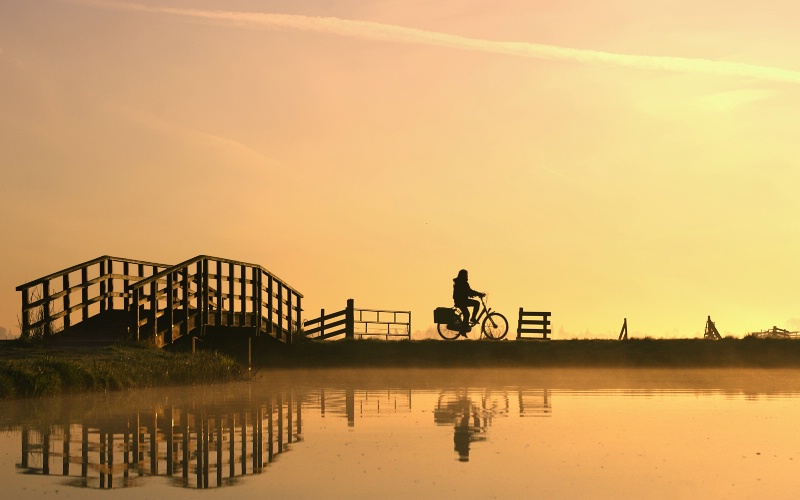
[16,395,300,489]
[519,389,552,417]
[313,388,413,427]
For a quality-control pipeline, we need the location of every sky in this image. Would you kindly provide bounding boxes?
[1,0,799,339]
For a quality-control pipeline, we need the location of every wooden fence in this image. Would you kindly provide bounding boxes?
[303,299,411,340]
[516,308,552,340]
[303,299,355,340]
[15,256,169,339]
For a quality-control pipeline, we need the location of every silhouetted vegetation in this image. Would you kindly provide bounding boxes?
[0,341,246,399]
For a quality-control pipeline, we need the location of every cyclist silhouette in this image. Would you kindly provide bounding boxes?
[452,269,485,334]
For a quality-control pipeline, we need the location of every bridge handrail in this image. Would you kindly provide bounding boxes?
[16,256,170,339]
[129,254,303,297]
[15,256,168,291]
[129,255,303,345]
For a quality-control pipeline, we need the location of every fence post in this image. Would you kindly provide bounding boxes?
[181,265,189,338]
[345,299,355,339]
[63,274,71,329]
[132,287,140,342]
[166,272,174,345]
[99,260,106,313]
[42,280,51,336]
[618,318,628,340]
[277,282,284,341]
[21,288,30,339]
[255,270,262,336]
[296,295,302,338]
[202,258,209,334]
[81,267,89,322]
[107,258,114,310]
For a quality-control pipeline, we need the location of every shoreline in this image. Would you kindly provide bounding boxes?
[247,337,800,368]
[3,337,800,399]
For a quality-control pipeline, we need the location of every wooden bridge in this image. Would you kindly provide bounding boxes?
[16,255,303,347]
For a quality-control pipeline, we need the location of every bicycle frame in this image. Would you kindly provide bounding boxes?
[471,296,492,324]
[458,296,496,336]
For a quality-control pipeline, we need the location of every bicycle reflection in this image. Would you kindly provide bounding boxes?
[435,388,552,462]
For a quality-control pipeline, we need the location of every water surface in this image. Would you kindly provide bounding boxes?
[1,368,799,499]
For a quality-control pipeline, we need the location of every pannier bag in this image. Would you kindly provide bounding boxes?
[433,307,456,324]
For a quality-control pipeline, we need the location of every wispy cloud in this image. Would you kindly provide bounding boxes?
[69,0,800,84]
[111,104,283,170]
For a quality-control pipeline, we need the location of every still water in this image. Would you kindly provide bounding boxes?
[1,368,799,499]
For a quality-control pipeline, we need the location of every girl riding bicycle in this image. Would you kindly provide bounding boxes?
[453,269,485,332]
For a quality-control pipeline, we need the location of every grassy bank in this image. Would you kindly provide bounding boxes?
[4,337,800,399]
[252,337,800,368]
[0,341,246,399]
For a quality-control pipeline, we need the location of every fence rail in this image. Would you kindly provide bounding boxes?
[353,308,411,340]
[303,299,355,340]
[303,300,411,341]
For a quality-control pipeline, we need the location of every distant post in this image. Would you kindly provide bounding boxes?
[618,318,628,340]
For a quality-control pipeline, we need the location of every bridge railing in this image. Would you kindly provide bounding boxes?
[129,256,303,346]
[15,256,169,339]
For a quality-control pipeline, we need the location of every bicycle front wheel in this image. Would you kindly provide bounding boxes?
[482,312,508,340]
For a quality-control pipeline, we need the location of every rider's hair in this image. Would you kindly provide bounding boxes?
[456,269,468,280]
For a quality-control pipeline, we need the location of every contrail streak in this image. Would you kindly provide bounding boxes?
[71,0,800,84]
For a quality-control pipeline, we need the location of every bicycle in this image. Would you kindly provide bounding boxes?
[434,295,509,340]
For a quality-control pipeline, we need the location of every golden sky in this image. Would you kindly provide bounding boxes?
[2,0,799,338]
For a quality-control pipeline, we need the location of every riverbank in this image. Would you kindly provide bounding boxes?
[4,337,800,399]
[0,341,246,399]
[249,337,800,368]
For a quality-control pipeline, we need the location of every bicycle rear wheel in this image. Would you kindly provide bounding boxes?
[437,308,464,340]
[482,312,508,340]
[437,322,462,340]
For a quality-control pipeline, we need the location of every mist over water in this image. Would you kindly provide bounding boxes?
[2,368,799,498]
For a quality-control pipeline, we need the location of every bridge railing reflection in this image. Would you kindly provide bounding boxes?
[16,394,301,489]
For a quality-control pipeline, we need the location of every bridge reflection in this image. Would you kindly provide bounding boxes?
[16,394,300,489]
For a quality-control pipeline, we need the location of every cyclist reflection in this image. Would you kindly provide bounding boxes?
[435,394,487,462]
[453,411,483,462]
